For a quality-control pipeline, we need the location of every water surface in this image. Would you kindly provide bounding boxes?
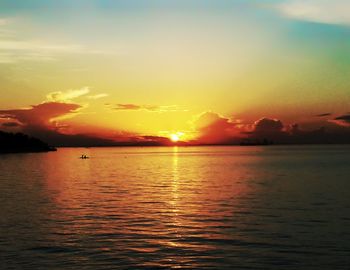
[1,146,349,269]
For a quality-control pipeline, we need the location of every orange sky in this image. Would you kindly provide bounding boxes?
[1,1,350,145]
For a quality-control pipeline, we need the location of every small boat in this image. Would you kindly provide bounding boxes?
[80,155,89,159]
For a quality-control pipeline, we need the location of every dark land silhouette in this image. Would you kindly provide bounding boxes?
[0,131,56,154]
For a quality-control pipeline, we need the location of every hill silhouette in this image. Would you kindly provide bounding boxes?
[0,131,56,154]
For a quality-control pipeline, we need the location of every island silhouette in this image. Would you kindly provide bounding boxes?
[0,131,56,154]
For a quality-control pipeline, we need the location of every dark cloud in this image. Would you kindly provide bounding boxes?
[254,118,284,133]
[315,113,332,117]
[1,122,20,127]
[249,118,347,144]
[245,117,287,144]
[194,112,350,145]
[333,114,350,126]
[335,114,350,121]
[0,102,81,128]
[133,136,173,146]
[0,102,118,147]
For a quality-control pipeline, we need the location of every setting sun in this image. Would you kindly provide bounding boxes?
[170,134,180,142]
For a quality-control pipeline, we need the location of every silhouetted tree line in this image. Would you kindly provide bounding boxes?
[0,131,56,153]
[240,138,274,146]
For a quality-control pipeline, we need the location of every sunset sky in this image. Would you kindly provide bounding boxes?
[1,0,350,146]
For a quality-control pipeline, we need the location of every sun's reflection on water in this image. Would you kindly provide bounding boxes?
[168,146,182,246]
[171,146,179,209]
[25,147,261,268]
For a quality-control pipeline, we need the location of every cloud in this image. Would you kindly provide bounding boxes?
[46,87,90,102]
[335,114,350,122]
[250,116,350,144]
[134,135,173,146]
[0,17,115,64]
[112,103,186,112]
[315,113,332,117]
[114,104,142,110]
[192,112,350,145]
[0,40,82,52]
[0,18,11,27]
[87,93,109,100]
[192,113,295,145]
[0,101,122,146]
[1,121,20,127]
[274,0,350,26]
[331,114,350,126]
[193,111,244,144]
[253,118,284,133]
[240,117,287,144]
[0,102,82,129]
[0,51,56,63]
[0,97,178,147]
[0,40,88,63]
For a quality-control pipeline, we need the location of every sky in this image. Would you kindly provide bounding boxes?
[0,0,350,146]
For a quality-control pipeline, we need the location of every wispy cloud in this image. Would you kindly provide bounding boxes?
[111,104,187,112]
[315,113,332,117]
[114,104,140,110]
[0,17,115,63]
[0,18,12,27]
[46,87,90,102]
[0,39,105,63]
[0,40,83,52]
[0,51,57,63]
[274,0,350,26]
[87,93,109,100]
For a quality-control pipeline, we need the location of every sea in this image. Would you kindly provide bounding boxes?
[0,146,349,269]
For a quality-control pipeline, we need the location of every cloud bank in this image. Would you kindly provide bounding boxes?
[0,101,128,147]
[2,94,350,146]
[192,111,350,145]
[0,91,175,146]
[193,112,245,144]
[275,0,350,26]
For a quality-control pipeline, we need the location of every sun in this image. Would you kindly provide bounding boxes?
[170,134,180,142]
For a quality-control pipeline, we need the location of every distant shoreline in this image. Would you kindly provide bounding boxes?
[2,129,350,154]
[53,143,350,148]
[0,147,57,154]
[2,143,349,154]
